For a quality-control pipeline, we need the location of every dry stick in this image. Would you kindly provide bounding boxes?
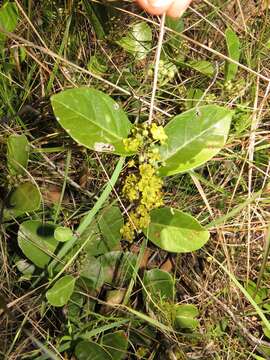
[247,76,260,283]
[14,0,48,49]
[236,0,248,33]
[148,13,166,125]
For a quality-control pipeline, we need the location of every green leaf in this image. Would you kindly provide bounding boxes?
[99,205,123,246]
[116,22,152,60]
[225,28,240,81]
[185,88,204,110]
[18,220,58,268]
[51,88,132,155]
[99,251,137,286]
[79,255,104,290]
[75,341,112,360]
[54,226,73,242]
[82,1,106,40]
[46,275,76,307]
[143,269,174,303]
[87,55,108,75]
[4,182,41,219]
[174,304,199,330]
[144,207,209,253]
[7,134,29,175]
[250,355,268,360]
[67,291,84,320]
[158,105,232,176]
[0,2,18,46]
[245,280,268,305]
[165,16,184,33]
[80,204,123,256]
[8,182,41,211]
[186,60,214,76]
[165,16,184,49]
[263,323,270,339]
[101,331,128,360]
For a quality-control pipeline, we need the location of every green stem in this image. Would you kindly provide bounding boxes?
[53,149,71,224]
[47,157,125,276]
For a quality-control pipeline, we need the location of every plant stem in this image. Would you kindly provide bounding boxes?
[148,13,166,125]
[34,157,125,284]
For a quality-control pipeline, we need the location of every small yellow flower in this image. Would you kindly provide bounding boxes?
[122,174,139,201]
[123,137,142,153]
[127,160,136,168]
[150,124,167,144]
[120,223,134,242]
[121,124,165,243]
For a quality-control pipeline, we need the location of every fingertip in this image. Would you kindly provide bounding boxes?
[136,0,174,15]
[166,0,191,18]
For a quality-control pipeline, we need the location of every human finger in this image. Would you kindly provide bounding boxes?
[166,0,192,18]
[135,0,175,16]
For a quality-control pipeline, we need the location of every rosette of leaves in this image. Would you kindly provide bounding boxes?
[51,87,232,253]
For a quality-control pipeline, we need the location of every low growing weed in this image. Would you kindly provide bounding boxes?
[1,1,270,359]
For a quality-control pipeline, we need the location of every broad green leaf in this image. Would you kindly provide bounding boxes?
[51,88,132,155]
[144,207,209,253]
[18,220,58,268]
[7,182,41,211]
[4,182,41,219]
[99,251,137,286]
[54,245,79,274]
[67,291,84,320]
[46,275,76,307]
[165,16,184,49]
[105,289,126,306]
[175,304,199,330]
[98,204,123,253]
[75,341,112,360]
[186,60,214,76]
[54,226,73,242]
[79,255,104,290]
[0,2,18,46]
[165,16,184,34]
[7,134,29,175]
[143,269,174,303]
[158,105,232,176]
[101,331,128,360]
[116,22,152,60]
[225,28,240,82]
[80,204,123,256]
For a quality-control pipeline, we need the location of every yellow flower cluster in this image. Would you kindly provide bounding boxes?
[123,137,142,153]
[121,124,166,242]
[120,164,163,242]
[150,124,167,145]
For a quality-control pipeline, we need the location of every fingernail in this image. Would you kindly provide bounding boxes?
[148,0,173,8]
